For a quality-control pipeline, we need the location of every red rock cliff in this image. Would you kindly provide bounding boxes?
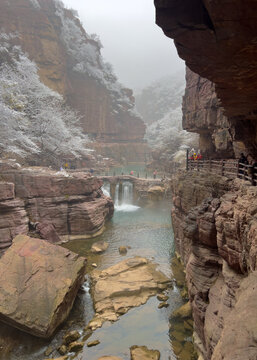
[0,161,114,253]
[172,171,257,359]
[182,68,236,158]
[154,2,257,358]
[0,0,146,145]
[155,0,257,157]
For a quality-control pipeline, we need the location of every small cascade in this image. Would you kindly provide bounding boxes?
[102,182,111,197]
[114,181,139,212]
[114,183,120,206]
[122,181,133,205]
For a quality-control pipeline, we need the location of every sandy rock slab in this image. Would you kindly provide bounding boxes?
[88,257,171,330]
[0,235,86,338]
[130,345,160,360]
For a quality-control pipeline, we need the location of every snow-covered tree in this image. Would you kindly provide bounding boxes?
[0,32,90,164]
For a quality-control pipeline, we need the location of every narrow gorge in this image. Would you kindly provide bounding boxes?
[0,0,256,360]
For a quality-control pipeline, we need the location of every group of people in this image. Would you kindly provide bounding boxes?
[189,149,203,161]
[238,153,256,166]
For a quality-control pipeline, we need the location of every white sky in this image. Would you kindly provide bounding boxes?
[62,0,185,91]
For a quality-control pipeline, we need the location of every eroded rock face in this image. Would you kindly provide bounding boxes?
[0,182,29,252]
[0,167,114,252]
[88,257,171,330]
[0,234,86,338]
[155,0,257,156]
[171,171,257,359]
[183,68,234,158]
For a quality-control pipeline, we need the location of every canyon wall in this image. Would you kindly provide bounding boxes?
[182,68,235,158]
[154,2,257,358]
[0,0,147,161]
[172,171,257,359]
[155,0,257,157]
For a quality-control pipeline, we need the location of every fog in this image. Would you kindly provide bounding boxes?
[62,0,185,91]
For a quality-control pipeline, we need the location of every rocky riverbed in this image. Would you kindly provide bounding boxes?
[0,169,194,360]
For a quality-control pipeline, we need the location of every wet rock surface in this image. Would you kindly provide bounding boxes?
[88,257,171,330]
[91,241,109,254]
[130,345,160,360]
[0,234,86,338]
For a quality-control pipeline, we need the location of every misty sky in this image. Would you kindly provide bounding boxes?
[62,0,185,91]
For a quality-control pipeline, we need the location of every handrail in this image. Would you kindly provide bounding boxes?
[186,152,256,186]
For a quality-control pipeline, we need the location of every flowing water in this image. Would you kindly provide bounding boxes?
[0,181,194,360]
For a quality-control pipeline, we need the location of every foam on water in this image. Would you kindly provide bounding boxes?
[115,203,140,212]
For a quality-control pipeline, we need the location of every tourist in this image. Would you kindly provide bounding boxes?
[153,170,157,179]
[247,155,257,185]
[239,153,247,164]
[239,153,248,175]
[130,170,134,176]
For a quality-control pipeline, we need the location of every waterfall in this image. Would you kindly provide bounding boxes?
[114,183,120,206]
[122,181,133,205]
[102,182,111,197]
[114,181,139,212]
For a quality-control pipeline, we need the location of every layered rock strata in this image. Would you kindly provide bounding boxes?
[0,163,114,252]
[0,182,29,251]
[171,171,257,359]
[183,68,235,158]
[0,234,86,338]
[155,0,257,157]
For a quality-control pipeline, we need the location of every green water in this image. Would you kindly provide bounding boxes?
[0,200,194,360]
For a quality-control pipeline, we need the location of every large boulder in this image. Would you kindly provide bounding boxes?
[0,235,86,338]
